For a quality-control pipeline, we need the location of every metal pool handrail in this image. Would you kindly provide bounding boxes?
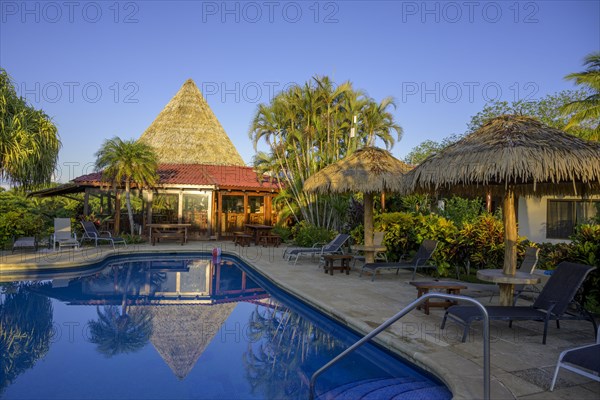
[309,293,490,400]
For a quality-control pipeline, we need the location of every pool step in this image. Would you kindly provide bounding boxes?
[316,376,451,400]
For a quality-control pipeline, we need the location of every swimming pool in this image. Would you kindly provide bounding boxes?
[0,253,451,399]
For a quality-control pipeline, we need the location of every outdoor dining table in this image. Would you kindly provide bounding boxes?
[244,224,273,245]
[477,269,541,306]
[148,223,191,245]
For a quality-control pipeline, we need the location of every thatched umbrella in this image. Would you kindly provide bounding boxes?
[304,147,412,262]
[402,115,600,301]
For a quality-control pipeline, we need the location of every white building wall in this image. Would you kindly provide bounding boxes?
[518,195,600,244]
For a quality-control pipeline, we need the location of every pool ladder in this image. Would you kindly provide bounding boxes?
[309,293,490,400]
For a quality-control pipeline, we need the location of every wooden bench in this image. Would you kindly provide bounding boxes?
[234,233,253,247]
[151,226,187,246]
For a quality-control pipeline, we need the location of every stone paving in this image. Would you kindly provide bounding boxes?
[1,241,599,399]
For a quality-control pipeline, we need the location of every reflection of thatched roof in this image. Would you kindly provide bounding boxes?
[138,79,246,166]
[303,147,412,194]
[148,304,235,380]
[402,115,600,196]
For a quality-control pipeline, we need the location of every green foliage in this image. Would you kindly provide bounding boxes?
[467,89,597,141]
[270,225,292,242]
[439,196,484,228]
[250,75,402,229]
[0,284,53,394]
[399,194,432,214]
[0,189,80,248]
[372,211,528,278]
[0,69,61,187]
[95,136,158,236]
[290,221,335,248]
[561,52,600,139]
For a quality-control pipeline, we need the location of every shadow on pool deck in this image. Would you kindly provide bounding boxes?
[1,241,599,399]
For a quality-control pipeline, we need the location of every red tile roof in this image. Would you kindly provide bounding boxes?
[74,164,280,191]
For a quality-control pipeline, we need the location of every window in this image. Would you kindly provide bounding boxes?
[547,200,599,239]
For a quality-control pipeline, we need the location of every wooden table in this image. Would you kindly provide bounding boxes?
[410,281,468,315]
[148,224,191,245]
[351,245,387,264]
[322,255,353,275]
[477,269,540,306]
[244,224,273,245]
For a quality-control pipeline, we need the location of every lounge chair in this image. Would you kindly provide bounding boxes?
[360,239,438,281]
[80,221,127,249]
[441,261,597,344]
[12,236,37,253]
[351,231,388,267]
[283,233,350,266]
[550,329,600,390]
[53,218,79,251]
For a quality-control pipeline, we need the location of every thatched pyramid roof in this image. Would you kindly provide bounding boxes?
[147,304,236,380]
[402,115,600,196]
[304,147,412,194]
[138,79,246,166]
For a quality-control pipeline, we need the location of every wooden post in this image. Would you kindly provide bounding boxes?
[364,193,374,263]
[501,188,517,306]
[114,190,121,235]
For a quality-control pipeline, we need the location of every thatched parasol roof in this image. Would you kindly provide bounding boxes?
[138,79,246,166]
[147,304,236,380]
[402,115,600,302]
[304,147,412,194]
[402,115,600,197]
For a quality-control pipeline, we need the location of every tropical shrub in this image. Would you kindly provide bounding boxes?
[439,196,484,228]
[291,221,335,248]
[271,225,292,243]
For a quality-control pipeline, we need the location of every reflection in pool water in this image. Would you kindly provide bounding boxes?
[0,254,451,399]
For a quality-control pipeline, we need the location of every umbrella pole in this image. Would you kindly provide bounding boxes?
[364,193,374,263]
[501,188,518,306]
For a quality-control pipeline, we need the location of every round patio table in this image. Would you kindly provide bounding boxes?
[351,245,387,264]
[477,269,540,306]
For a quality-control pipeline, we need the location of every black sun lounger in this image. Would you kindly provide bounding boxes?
[360,239,438,281]
[441,261,597,344]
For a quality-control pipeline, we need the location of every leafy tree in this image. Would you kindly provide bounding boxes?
[467,89,595,140]
[561,52,600,140]
[249,76,402,229]
[0,69,61,187]
[95,137,158,235]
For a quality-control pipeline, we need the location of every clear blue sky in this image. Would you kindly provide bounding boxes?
[1,0,599,182]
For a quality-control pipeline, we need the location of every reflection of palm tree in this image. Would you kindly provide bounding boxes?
[0,284,53,394]
[242,300,340,400]
[88,265,153,357]
[88,305,152,357]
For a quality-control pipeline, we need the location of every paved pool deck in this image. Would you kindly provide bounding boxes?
[1,241,598,400]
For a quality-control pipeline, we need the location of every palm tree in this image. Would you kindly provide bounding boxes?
[95,137,158,235]
[361,97,403,148]
[0,69,61,187]
[561,52,600,140]
[249,76,403,229]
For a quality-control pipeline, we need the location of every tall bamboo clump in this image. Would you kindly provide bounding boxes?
[249,76,403,229]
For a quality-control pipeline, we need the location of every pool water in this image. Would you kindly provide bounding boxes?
[0,253,451,399]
